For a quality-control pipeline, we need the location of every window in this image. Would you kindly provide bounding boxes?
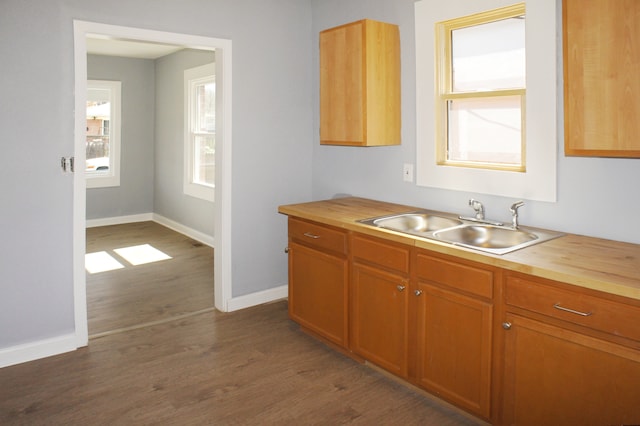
[436,5,525,171]
[415,0,557,202]
[86,80,121,188]
[184,63,215,202]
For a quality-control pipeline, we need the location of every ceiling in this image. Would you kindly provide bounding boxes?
[86,37,185,59]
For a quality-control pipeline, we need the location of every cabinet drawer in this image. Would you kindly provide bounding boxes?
[289,217,347,255]
[416,252,493,299]
[352,234,410,274]
[505,276,640,342]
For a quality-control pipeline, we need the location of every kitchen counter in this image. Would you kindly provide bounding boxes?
[279,197,640,301]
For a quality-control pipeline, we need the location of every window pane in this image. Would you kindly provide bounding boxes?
[451,17,525,92]
[86,97,111,173]
[194,134,215,186]
[195,82,215,133]
[447,95,522,166]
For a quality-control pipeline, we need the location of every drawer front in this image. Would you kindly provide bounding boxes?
[505,276,640,342]
[416,252,493,299]
[351,234,410,274]
[289,217,347,255]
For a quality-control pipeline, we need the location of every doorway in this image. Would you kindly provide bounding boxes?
[73,21,233,346]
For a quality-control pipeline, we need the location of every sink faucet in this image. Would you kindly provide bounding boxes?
[469,199,485,220]
[510,201,525,229]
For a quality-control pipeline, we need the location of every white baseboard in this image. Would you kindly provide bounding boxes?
[0,333,79,369]
[226,285,288,312]
[85,213,214,248]
[86,213,154,228]
[152,214,215,248]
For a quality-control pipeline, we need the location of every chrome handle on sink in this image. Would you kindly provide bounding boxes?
[553,303,593,317]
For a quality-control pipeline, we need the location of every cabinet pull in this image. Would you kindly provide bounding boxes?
[502,322,512,330]
[284,247,290,253]
[303,232,320,239]
[553,303,593,317]
[397,285,406,292]
[414,290,423,296]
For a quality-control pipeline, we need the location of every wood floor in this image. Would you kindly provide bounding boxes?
[0,223,484,425]
[86,222,215,336]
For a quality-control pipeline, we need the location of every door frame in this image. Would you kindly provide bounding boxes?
[73,21,233,347]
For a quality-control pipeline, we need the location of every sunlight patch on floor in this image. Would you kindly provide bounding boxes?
[85,251,125,274]
[86,244,172,273]
[113,244,172,266]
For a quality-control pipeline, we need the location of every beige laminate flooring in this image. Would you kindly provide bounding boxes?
[86,221,215,337]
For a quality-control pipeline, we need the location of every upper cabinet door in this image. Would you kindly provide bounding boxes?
[320,19,401,147]
[564,0,640,157]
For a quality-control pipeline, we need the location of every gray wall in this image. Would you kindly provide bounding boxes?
[1,0,637,356]
[86,54,155,220]
[0,0,312,349]
[309,0,640,245]
[154,49,215,236]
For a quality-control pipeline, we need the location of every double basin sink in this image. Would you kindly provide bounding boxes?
[358,211,563,255]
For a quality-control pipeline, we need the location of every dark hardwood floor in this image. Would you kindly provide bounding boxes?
[0,223,483,425]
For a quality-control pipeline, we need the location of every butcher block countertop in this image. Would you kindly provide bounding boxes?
[278,197,640,301]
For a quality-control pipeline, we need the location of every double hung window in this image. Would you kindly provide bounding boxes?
[184,63,215,201]
[435,4,526,171]
[86,80,121,188]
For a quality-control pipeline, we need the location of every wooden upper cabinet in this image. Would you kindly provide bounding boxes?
[319,19,401,146]
[564,0,640,157]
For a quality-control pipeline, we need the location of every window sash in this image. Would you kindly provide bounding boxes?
[435,3,526,172]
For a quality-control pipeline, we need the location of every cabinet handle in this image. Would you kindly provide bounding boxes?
[284,247,290,253]
[553,303,593,317]
[397,285,406,292]
[303,232,320,239]
[414,290,423,296]
[502,322,512,330]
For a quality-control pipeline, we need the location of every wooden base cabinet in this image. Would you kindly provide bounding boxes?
[287,218,349,348]
[350,235,410,377]
[414,251,494,419]
[502,314,640,425]
[501,274,640,425]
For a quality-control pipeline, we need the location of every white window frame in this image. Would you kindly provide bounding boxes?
[415,0,557,202]
[184,63,215,202]
[86,80,121,188]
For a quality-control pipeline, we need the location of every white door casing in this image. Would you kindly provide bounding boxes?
[73,21,233,347]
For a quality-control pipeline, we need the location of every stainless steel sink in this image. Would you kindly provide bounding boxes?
[432,225,544,254]
[366,213,463,234]
[358,212,563,255]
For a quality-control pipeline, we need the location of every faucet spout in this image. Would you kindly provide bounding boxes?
[469,198,485,220]
[510,201,525,229]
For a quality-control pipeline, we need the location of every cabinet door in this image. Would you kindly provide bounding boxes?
[320,20,364,145]
[502,313,640,425]
[350,263,409,377]
[415,282,493,418]
[564,0,640,157]
[288,242,348,348]
[319,19,400,146]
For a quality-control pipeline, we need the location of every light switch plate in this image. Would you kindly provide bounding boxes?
[403,163,414,182]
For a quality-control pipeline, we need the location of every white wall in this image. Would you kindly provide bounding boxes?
[309,0,640,245]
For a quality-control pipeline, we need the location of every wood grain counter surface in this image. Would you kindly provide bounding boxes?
[279,197,640,301]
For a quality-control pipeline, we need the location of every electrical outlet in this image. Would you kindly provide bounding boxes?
[403,163,414,182]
